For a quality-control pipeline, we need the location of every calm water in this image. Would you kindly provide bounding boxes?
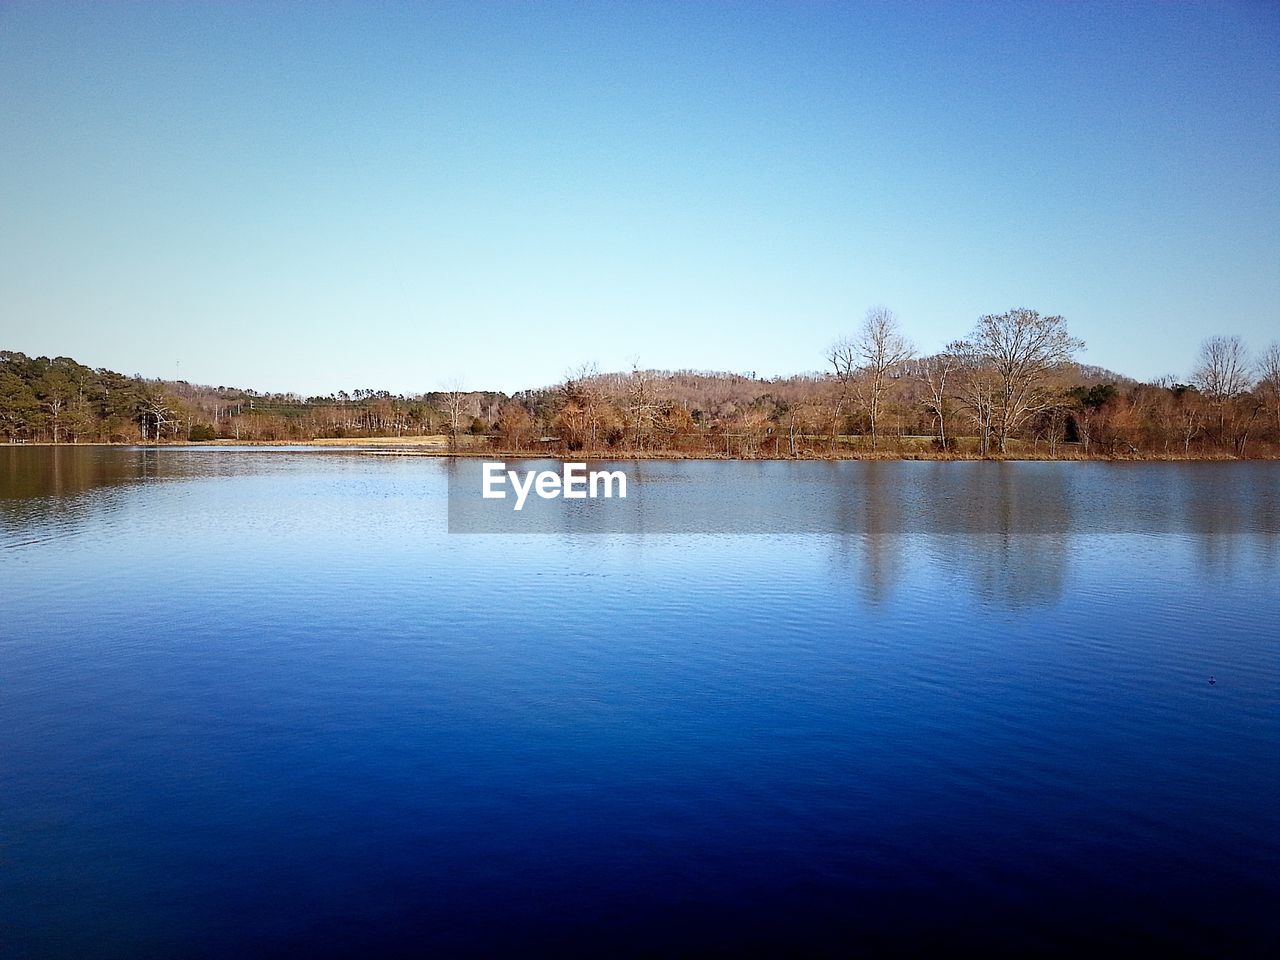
[2,447,1277,957]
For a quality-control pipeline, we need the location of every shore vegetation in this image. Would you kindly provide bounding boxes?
[5,310,1279,459]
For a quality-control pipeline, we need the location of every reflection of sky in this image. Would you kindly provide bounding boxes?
[5,450,1278,614]
[447,458,1280,536]
[3,449,1278,957]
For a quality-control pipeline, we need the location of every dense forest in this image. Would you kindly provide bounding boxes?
[4,308,1279,458]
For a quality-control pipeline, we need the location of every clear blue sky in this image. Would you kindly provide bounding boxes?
[2,1,1277,395]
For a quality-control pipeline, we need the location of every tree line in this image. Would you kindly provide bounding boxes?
[0,351,181,443]
[4,308,1279,458]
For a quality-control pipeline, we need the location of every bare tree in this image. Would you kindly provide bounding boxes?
[38,369,72,443]
[624,363,663,451]
[560,362,604,450]
[966,308,1084,454]
[1258,342,1280,436]
[947,339,999,455]
[143,393,174,442]
[495,401,533,451]
[1193,335,1253,445]
[1039,404,1069,457]
[441,380,470,446]
[1193,336,1252,401]
[825,339,855,453]
[827,307,914,450]
[917,352,955,449]
[1172,386,1205,454]
[45,392,65,443]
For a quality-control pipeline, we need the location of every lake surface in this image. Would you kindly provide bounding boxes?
[2,447,1277,957]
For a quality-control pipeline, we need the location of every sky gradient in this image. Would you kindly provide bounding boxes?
[2,1,1278,395]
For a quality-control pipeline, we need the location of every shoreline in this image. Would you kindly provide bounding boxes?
[4,439,1275,462]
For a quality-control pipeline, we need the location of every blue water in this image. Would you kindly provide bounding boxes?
[2,448,1277,957]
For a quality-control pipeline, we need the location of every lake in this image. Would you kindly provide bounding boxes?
[2,447,1277,957]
